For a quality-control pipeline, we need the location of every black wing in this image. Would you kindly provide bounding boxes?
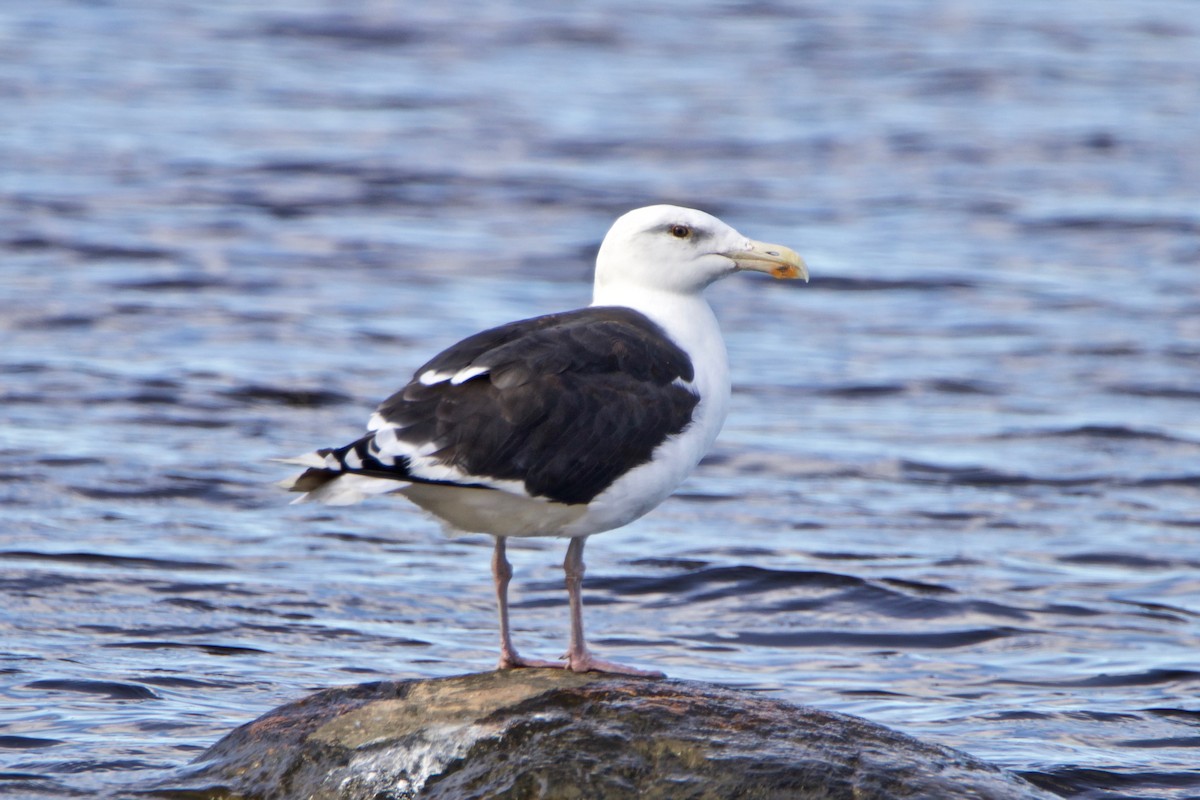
[365,306,699,505]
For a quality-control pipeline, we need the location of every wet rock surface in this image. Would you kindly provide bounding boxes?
[160,670,1057,800]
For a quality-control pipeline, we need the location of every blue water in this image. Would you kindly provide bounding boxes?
[2,2,1199,798]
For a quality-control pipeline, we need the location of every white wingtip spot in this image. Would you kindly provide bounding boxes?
[419,369,452,386]
[272,452,328,468]
[450,365,490,385]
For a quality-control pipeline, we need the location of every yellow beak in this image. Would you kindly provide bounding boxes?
[726,239,809,281]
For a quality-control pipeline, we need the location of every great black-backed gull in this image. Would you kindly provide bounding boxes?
[280,205,807,676]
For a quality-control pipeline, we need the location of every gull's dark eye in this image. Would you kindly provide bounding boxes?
[670,224,691,239]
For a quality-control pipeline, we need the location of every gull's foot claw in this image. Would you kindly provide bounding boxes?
[566,652,665,678]
[497,653,566,670]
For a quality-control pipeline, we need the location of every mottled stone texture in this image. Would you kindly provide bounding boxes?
[158,670,1056,800]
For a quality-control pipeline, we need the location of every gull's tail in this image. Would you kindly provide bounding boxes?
[275,435,411,506]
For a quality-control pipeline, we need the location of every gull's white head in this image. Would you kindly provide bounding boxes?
[593,205,807,297]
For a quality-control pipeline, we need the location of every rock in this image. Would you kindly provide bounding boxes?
[157,669,1056,800]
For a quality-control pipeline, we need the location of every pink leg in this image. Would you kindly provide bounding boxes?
[492,536,563,670]
[563,536,664,678]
